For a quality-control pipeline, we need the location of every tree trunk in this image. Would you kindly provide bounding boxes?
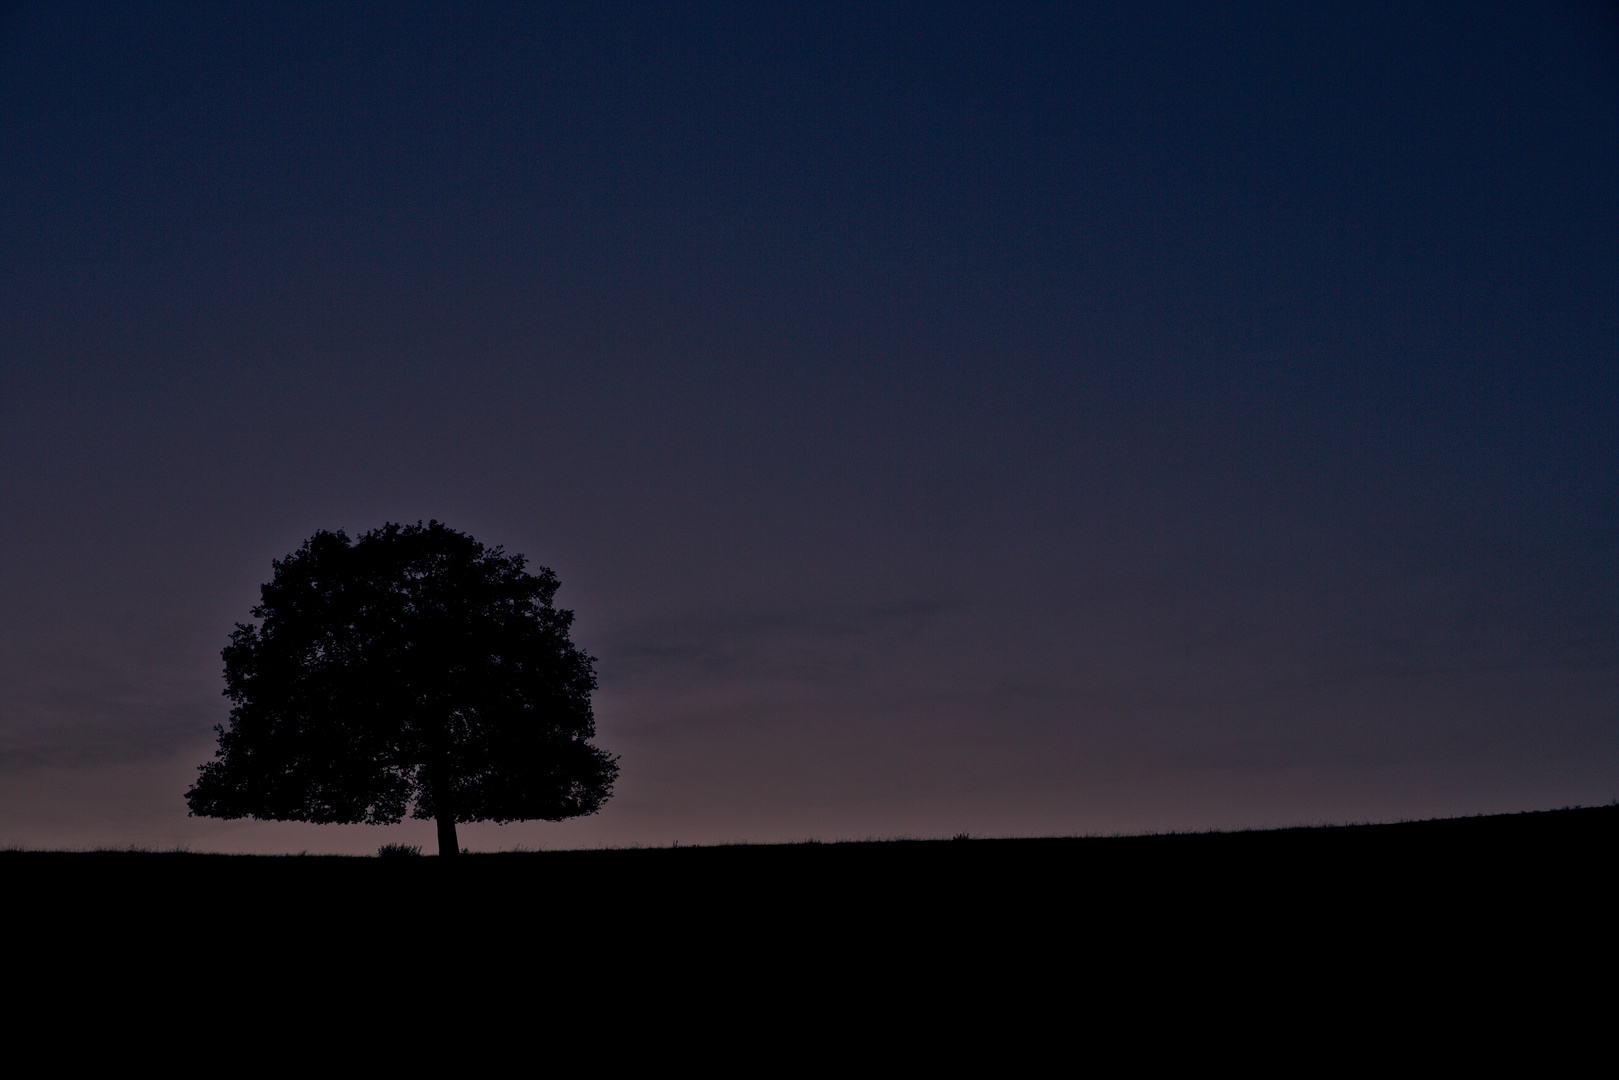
[437,813,459,858]
[427,751,459,857]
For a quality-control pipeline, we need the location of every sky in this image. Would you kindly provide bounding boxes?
[1,2,1614,853]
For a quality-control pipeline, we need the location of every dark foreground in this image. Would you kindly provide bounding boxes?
[7,806,1613,1029]
[11,805,1612,931]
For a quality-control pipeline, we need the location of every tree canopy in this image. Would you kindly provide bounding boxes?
[185,521,617,855]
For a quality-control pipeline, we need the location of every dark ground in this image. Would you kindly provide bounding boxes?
[10,806,1611,939]
[6,805,1611,1037]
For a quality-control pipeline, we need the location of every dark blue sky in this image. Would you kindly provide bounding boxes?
[2,2,1614,851]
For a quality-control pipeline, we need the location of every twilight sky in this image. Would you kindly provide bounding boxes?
[1,2,1614,853]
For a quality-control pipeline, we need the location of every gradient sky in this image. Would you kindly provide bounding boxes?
[2,2,1614,853]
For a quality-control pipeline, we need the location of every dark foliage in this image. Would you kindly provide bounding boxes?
[185,522,617,836]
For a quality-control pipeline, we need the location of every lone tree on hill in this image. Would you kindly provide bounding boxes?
[186,521,617,856]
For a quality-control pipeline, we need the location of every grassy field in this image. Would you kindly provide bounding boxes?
[7,805,1611,1029]
[10,804,1610,931]
[11,803,1610,879]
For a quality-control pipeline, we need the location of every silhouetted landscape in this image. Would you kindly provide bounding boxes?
[12,807,1610,955]
[4,6,1612,909]
[7,806,1610,1048]
[6,808,1600,1052]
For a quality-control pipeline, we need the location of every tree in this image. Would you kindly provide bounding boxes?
[186,521,617,856]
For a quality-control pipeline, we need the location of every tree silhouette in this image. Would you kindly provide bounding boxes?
[185,521,617,856]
